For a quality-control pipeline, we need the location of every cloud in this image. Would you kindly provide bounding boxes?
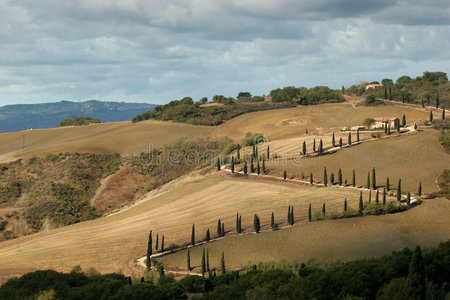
[0,0,448,105]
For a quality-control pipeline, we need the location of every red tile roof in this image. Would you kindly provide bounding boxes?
[374,117,398,122]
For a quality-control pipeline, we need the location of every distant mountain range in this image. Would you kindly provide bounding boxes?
[0,100,157,133]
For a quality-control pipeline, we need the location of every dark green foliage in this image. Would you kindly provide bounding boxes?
[267,145,270,160]
[290,206,294,225]
[313,139,316,152]
[221,252,226,274]
[372,167,376,189]
[322,203,326,217]
[397,179,402,201]
[187,249,191,271]
[270,85,344,104]
[367,172,371,189]
[243,161,247,175]
[201,249,206,275]
[352,169,356,187]
[368,189,372,204]
[323,167,328,187]
[402,114,406,126]
[283,170,287,180]
[161,235,164,253]
[418,182,422,196]
[348,132,352,145]
[216,157,220,171]
[58,116,100,127]
[191,224,195,246]
[271,212,275,230]
[407,246,426,299]
[146,230,152,270]
[332,132,336,147]
[253,214,260,233]
[330,173,335,185]
[339,137,343,148]
[436,93,440,108]
[156,234,159,251]
[207,249,210,273]
[221,223,225,237]
[237,144,241,160]
[338,169,342,185]
[386,177,390,191]
[384,87,387,99]
[236,213,242,234]
[250,156,255,173]
[407,192,411,205]
[217,220,221,236]
[205,229,210,242]
[344,198,348,212]
[443,108,446,120]
[310,173,313,185]
[383,188,387,207]
[359,192,363,214]
[257,161,260,175]
[302,141,307,155]
[287,205,291,224]
[357,129,360,143]
[262,158,266,174]
[430,110,433,122]
[308,203,312,222]
[318,139,323,154]
[376,190,379,206]
[231,160,234,173]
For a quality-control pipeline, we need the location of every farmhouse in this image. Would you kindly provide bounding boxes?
[372,117,399,128]
[365,83,381,90]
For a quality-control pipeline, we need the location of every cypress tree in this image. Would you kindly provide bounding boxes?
[396,120,400,132]
[407,246,425,299]
[217,219,221,236]
[332,132,336,147]
[407,192,411,205]
[206,249,210,273]
[239,216,242,233]
[267,145,270,160]
[257,160,260,175]
[366,172,370,189]
[254,214,260,233]
[310,173,313,184]
[330,173,335,185]
[384,87,387,99]
[313,139,316,152]
[283,170,287,180]
[348,132,352,145]
[252,144,255,158]
[221,223,225,237]
[262,158,266,173]
[383,188,386,207]
[201,248,206,275]
[319,139,323,154]
[237,144,241,160]
[443,107,445,120]
[430,110,433,122]
[302,141,307,155]
[418,182,422,197]
[436,93,440,108]
[255,146,258,159]
[387,125,391,135]
[221,251,226,274]
[287,205,291,224]
[146,230,152,270]
[359,191,363,214]
[187,249,191,271]
[386,177,390,191]
[372,167,376,189]
[250,156,255,173]
[290,206,294,225]
[352,169,356,187]
[342,85,345,94]
[397,179,402,201]
[236,213,240,233]
[389,86,392,100]
[357,130,360,143]
[308,203,312,222]
[338,168,342,186]
[402,114,406,127]
[344,198,347,212]
[339,137,343,148]
[322,203,326,217]
[191,223,195,246]
[161,235,164,253]
[384,125,388,134]
[376,189,379,206]
[323,167,328,187]
[231,160,234,173]
[271,212,275,229]
[243,161,247,175]
[216,157,220,171]
[206,229,210,242]
[368,189,372,204]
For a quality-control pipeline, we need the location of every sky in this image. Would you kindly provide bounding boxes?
[0,0,449,106]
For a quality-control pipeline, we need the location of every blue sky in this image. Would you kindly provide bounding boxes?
[0,0,449,105]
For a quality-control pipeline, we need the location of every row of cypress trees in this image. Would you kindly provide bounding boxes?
[187,248,226,276]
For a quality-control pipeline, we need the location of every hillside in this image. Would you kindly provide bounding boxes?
[0,100,156,133]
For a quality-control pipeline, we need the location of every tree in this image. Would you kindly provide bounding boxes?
[322,203,326,217]
[262,158,266,173]
[332,132,336,147]
[430,110,433,122]
[156,233,159,251]
[402,114,406,127]
[220,251,226,274]
[339,137,343,148]
[201,249,206,275]
[252,144,255,158]
[186,249,192,271]
[146,230,152,270]
[342,85,345,94]
[338,168,342,186]
[372,168,376,189]
[250,156,255,173]
[205,229,210,242]
[221,223,225,237]
[436,93,440,108]
[318,139,323,154]
[330,173,335,185]
[313,139,316,152]
[368,189,372,204]
[357,130,360,143]
[287,205,291,224]
[407,246,425,299]
[344,198,347,212]
[308,203,312,222]
[216,157,220,171]
[237,144,241,160]
[352,169,356,187]
[359,192,363,214]
[236,213,240,233]
[364,118,375,127]
[243,161,248,175]
[206,249,210,273]
[237,91,251,98]
[386,177,390,191]
[376,189,379,206]
[271,212,275,230]
[266,145,270,160]
[365,94,376,104]
[348,132,352,145]
[231,160,234,173]
[366,172,370,189]
[161,235,164,253]
[418,182,422,197]
[238,216,241,234]
[283,170,287,180]
[389,86,392,100]
[407,192,411,205]
[290,206,294,225]
[191,224,195,246]
[397,179,402,201]
[257,160,260,175]
[323,167,328,186]
[443,108,445,120]
[254,214,260,233]
[382,78,393,86]
[310,173,313,185]
[302,141,307,155]
[217,219,221,236]
[383,188,386,207]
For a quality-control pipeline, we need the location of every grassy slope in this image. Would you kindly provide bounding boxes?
[0,174,397,278]
[0,101,430,163]
[265,130,449,193]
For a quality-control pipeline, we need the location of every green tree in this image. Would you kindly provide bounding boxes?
[384,87,387,99]
[323,167,328,186]
[344,198,347,212]
[308,203,312,222]
[146,230,152,270]
[436,93,440,108]
[402,114,406,127]
[407,192,411,205]
[191,223,195,246]
[313,139,316,152]
[339,137,343,148]
[231,160,234,173]
[206,249,210,273]
[221,223,225,237]
[332,132,336,147]
[372,167,376,189]
[319,139,323,154]
[201,249,206,275]
[217,219,221,236]
[243,161,248,175]
[187,249,191,271]
[262,158,266,174]
[310,173,313,185]
[359,192,363,214]
[366,172,370,189]
[352,169,356,187]
[357,130,360,143]
[287,205,291,224]
[302,141,307,155]
[237,144,241,160]
[283,170,287,180]
[376,189,379,206]
[250,156,255,173]
[271,212,275,230]
[290,206,294,225]
[322,203,326,217]
[236,213,240,233]
[267,145,270,160]
[205,229,210,242]
[397,179,402,201]
[368,189,372,204]
[430,110,433,122]
[338,168,342,186]
[418,182,422,197]
[220,251,226,274]
[389,86,392,100]
[348,132,352,145]
[156,233,159,251]
[254,214,260,233]
[407,246,425,299]
[257,160,260,175]
[442,108,445,120]
[161,235,164,253]
[216,157,220,171]
[330,173,335,185]
[342,85,345,94]
[383,188,386,207]
[386,177,390,191]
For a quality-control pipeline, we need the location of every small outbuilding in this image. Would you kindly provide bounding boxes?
[372,117,399,128]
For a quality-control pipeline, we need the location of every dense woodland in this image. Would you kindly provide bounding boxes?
[57,116,101,127]
[1,241,448,299]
